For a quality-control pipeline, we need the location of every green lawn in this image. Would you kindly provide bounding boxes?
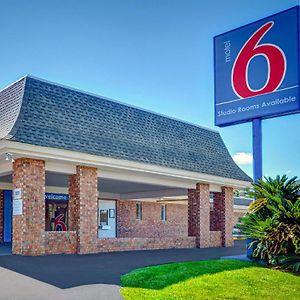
[121,259,300,300]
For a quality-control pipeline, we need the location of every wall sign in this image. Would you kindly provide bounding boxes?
[214,6,299,126]
[54,214,67,231]
[45,193,69,201]
[13,188,22,200]
[13,199,23,215]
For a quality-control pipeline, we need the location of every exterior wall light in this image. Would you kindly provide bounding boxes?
[5,152,14,162]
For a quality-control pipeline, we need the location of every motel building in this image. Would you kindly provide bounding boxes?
[0,76,252,256]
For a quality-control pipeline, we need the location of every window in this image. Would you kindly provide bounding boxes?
[136,202,142,220]
[45,201,68,231]
[161,204,166,222]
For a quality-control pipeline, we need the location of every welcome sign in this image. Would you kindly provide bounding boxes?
[214,6,299,127]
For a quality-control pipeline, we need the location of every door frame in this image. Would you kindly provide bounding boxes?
[98,199,117,238]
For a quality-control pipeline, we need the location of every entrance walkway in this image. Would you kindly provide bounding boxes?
[0,240,246,288]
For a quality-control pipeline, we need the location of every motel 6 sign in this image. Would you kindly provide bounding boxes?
[214,6,300,127]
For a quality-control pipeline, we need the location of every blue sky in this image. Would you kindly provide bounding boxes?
[0,0,299,178]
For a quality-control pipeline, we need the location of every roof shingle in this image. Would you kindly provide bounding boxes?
[1,76,252,182]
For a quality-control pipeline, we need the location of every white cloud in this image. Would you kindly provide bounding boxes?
[232,152,253,165]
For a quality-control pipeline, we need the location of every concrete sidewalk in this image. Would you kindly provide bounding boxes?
[0,267,121,300]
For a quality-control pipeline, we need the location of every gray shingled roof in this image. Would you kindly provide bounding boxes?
[0,76,252,182]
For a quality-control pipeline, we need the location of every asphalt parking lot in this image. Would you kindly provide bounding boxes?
[0,240,246,288]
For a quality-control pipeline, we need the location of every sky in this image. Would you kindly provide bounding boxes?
[0,0,299,179]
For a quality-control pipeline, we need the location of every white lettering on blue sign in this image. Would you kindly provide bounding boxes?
[45,193,69,201]
[214,7,300,126]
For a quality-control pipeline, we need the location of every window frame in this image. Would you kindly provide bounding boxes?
[161,204,166,222]
[136,202,142,220]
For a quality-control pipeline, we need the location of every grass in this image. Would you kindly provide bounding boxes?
[121,259,300,300]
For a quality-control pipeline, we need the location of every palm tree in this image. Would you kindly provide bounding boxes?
[239,175,300,273]
[249,175,300,215]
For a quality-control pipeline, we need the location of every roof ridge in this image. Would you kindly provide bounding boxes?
[24,74,219,134]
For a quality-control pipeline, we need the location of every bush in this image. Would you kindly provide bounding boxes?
[238,175,300,273]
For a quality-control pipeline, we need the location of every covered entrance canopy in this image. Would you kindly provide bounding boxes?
[0,76,251,255]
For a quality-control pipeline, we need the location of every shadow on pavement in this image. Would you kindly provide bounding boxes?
[0,240,246,289]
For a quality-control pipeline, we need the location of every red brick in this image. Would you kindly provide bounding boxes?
[97,237,196,252]
[117,201,187,238]
[12,158,45,255]
[45,231,77,254]
[213,187,234,247]
[188,183,210,248]
[69,166,98,254]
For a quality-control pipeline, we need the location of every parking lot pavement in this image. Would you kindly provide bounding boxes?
[0,240,246,299]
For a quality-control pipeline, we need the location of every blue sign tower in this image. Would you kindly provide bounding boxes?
[214,6,300,181]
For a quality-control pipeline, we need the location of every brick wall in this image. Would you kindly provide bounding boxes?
[209,231,222,247]
[12,158,46,255]
[211,208,245,230]
[234,211,246,225]
[117,200,187,238]
[45,231,77,254]
[188,183,210,248]
[68,174,79,232]
[213,187,234,247]
[0,190,3,243]
[7,157,236,255]
[97,237,196,252]
[70,166,98,254]
[210,201,222,231]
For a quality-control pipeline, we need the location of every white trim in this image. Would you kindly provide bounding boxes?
[100,169,195,188]
[99,192,120,200]
[0,182,120,200]
[120,185,225,200]
[209,184,222,192]
[233,205,249,212]
[46,162,76,174]
[0,140,251,189]
[120,189,187,200]
[0,181,250,212]
[0,161,12,176]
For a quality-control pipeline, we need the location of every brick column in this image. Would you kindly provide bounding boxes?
[0,190,3,243]
[12,158,45,255]
[211,193,222,231]
[213,187,234,247]
[188,183,210,248]
[68,174,78,232]
[69,166,98,254]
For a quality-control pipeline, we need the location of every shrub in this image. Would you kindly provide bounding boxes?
[239,175,300,273]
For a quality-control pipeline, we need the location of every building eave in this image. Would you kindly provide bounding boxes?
[0,140,252,190]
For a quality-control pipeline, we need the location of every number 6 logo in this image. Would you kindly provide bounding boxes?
[231,21,287,99]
